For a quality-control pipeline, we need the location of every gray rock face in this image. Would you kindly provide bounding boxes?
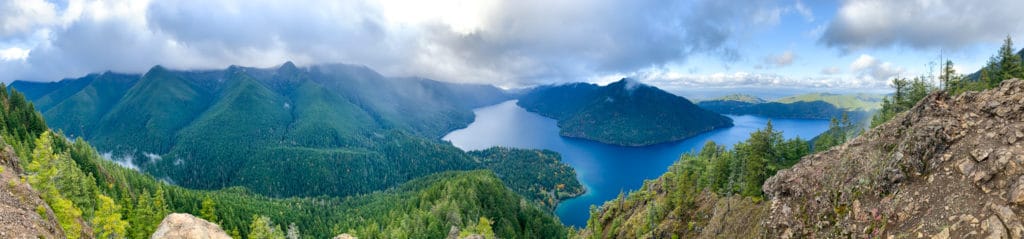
[151,213,231,239]
[763,79,1024,238]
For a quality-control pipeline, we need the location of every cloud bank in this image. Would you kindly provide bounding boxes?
[821,0,1024,51]
[0,0,794,87]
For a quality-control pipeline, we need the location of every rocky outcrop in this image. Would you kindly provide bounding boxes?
[151,213,231,239]
[0,144,65,239]
[333,234,358,239]
[764,79,1024,238]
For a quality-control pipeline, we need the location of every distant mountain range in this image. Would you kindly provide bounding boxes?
[10,62,586,204]
[697,92,883,120]
[775,93,883,111]
[517,79,733,146]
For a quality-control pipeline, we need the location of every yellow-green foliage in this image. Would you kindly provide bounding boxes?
[93,194,128,239]
[249,215,286,239]
[27,131,84,239]
[460,217,497,239]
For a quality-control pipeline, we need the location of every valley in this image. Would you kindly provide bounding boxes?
[443,100,829,227]
[3,2,1023,238]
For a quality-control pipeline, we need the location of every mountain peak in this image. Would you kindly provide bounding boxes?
[279,61,298,72]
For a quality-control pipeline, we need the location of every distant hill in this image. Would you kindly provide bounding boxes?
[698,100,847,119]
[774,92,884,111]
[703,93,766,104]
[10,63,587,201]
[517,78,733,146]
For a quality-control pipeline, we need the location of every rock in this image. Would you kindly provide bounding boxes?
[0,145,64,239]
[333,234,358,239]
[973,148,993,162]
[989,203,1024,238]
[761,80,1024,238]
[983,215,1007,239]
[1009,176,1024,205]
[151,213,231,239]
[931,227,949,239]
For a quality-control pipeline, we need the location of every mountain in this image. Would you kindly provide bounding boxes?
[517,78,734,146]
[775,92,885,111]
[8,63,583,200]
[576,79,1024,238]
[697,100,846,119]
[702,93,766,104]
[0,84,570,238]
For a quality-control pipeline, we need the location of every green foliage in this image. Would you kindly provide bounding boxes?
[519,79,733,146]
[813,113,860,152]
[249,215,286,239]
[871,77,936,128]
[460,217,497,239]
[93,194,129,239]
[468,147,584,210]
[200,196,218,223]
[27,131,85,239]
[951,36,1024,95]
[582,121,811,237]
[11,63,511,199]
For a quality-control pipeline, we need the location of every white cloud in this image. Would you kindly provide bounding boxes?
[0,0,59,37]
[0,48,30,61]
[0,0,799,87]
[619,66,889,90]
[821,0,1024,51]
[764,50,796,67]
[821,66,841,75]
[849,54,904,83]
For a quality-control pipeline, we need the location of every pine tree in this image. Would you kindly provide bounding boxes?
[996,36,1024,84]
[27,131,84,239]
[249,215,285,239]
[93,194,129,239]
[200,196,218,223]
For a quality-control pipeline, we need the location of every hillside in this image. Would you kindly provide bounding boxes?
[0,83,571,238]
[697,100,846,119]
[7,63,584,201]
[517,78,733,146]
[775,92,884,111]
[702,93,766,104]
[577,79,1024,238]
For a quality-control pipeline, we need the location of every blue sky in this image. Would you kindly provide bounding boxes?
[1,0,1022,99]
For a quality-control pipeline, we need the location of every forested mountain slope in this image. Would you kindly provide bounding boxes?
[0,84,572,238]
[517,79,733,146]
[10,63,529,198]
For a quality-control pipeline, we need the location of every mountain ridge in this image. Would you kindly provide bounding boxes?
[517,78,734,146]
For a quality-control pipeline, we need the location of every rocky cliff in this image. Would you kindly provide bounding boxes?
[0,143,65,239]
[764,79,1024,238]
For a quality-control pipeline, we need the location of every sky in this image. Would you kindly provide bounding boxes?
[2,0,1024,99]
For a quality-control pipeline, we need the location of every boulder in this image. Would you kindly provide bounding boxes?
[151,213,231,239]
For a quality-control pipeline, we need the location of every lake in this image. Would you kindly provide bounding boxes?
[442,100,830,228]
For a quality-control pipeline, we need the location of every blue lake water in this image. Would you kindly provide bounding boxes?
[442,100,830,228]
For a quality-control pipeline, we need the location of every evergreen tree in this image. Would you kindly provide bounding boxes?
[249,215,285,239]
[93,194,129,239]
[996,36,1024,85]
[200,196,218,223]
[27,131,84,239]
